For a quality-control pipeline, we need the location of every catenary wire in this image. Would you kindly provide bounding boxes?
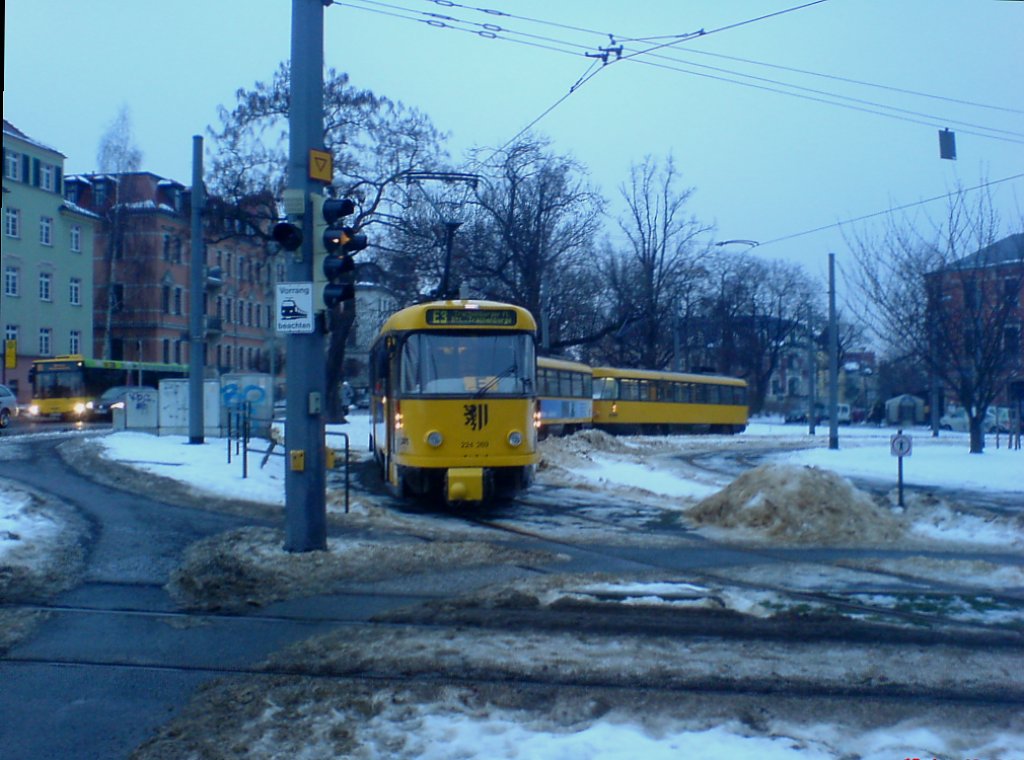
[418,0,1021,115]
[755,172,1024,247]
[334,0,1022,145]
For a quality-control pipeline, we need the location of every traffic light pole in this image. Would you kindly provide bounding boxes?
[284,0,327,552]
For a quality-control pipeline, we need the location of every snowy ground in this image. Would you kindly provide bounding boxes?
[3,415,1023,758]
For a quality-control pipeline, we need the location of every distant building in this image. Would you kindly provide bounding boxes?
[66,171,278,378]
[344,261,400,393]
[2,120,101,403]
[926,233,1024,424]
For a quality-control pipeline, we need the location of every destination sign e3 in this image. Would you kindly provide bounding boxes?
[425,308,518,327]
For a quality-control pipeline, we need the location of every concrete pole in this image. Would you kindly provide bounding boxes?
[284,0,327,552]
[188,135,206,444]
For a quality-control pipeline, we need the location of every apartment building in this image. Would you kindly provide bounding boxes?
[2,120,101,403]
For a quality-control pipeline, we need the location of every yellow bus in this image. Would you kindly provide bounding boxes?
[28,355,187,419]
[591,366,748,434]
[369,300,539,504]
[537,356,593,437]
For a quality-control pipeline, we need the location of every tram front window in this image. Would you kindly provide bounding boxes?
[400,332,535,396]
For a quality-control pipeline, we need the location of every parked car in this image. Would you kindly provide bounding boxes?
[0,383,18,428]
[939,406,1008,433]
[92,386,155,419]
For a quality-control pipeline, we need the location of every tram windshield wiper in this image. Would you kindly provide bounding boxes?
[475,363,518,397]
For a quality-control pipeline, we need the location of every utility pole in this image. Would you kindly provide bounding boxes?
[828,252,839,450]
[284,0,328,552]
[188,135,205,444]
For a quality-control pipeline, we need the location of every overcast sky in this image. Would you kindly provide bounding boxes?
[5,0,1022,280]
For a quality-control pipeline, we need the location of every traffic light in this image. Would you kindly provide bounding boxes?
[272,220,303,251]
[314,195,367,310]
[272,188,308,253]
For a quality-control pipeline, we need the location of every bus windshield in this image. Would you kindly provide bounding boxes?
[399,332,535,396]
[34,369,86,399]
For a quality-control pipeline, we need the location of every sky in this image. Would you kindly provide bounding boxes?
[5,0,1024,282]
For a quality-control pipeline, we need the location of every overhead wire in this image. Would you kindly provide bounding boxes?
[335,0,1023,146]
[756,173,1024,247]
[414,0,1021,116]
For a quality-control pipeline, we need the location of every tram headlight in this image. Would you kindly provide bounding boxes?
[29,404,40,417]
[73,402,87,415]
[507,430,523,447]
[426,430,443,448]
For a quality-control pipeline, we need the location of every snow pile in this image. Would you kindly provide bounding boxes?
[167,526,566,611]
[689,464,902,545]
[132,677,1024,760]
[0,482,85,603]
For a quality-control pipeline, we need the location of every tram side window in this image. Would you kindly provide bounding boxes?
[593,377,617,400]
[537,367,551,396]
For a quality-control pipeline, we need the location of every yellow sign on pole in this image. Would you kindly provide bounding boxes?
[4,339,15,370]
[308,149,333,183]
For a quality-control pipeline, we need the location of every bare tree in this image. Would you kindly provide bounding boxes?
[95,107,144,359]
[605,156,712,368]
[847,185,1023,452]
[207,64,448,420]
[463,137,604,328]
[699,253,817,413]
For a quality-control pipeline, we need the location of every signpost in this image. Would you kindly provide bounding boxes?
[275,282,315,334]
[890,430,913,507]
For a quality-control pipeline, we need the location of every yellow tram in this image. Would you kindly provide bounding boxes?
[369,300,540,504]
[591,366,748,434]
[537,356,593,437]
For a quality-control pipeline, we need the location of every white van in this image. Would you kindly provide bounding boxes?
[836,403,851,425]
[939,406,1008,433]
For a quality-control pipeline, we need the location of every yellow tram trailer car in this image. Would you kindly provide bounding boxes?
[591,366,748,434]
[370,300,540,503]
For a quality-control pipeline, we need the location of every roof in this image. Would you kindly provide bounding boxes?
[3,119,65,157]
[954,233,1024,269]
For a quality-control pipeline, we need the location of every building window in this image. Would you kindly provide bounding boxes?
[94,183,107,206]
[39,328,53,356]
[70,224,81,252]
[162,286,171,314]
[69,277,82,306]
[4,266,19,297]
[39,272,53,302]
[4,150,20,180]
[40,216,53,246]
[163,339,171,363]
[4,207,20,238]
[1005,325,1021,357]
[69,330,81,355]
[174,287,183,315]
[65,183,79,204]
[225,297,232,324]
[111,283,125,313]
[174,340,182,364]
[41,164,55,192]
[1005,278,1021,308]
